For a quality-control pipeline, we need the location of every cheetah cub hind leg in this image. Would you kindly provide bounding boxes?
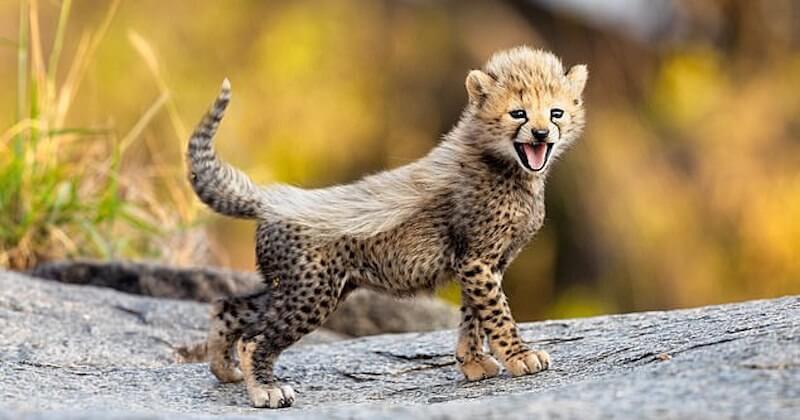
[174,340,208,364]
[205,299,245,383]
[246,383,296,409]
[237,339,295,408]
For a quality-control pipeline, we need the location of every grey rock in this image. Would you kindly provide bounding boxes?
[1,270,798,419]
[30,260,460,336]
[322,288,460,336]
[30,259,261,302]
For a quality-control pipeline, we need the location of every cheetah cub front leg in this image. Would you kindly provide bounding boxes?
[456,294,501,381]
[457,261,550,379]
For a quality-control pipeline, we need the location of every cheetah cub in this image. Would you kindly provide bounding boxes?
[188,46,587,408]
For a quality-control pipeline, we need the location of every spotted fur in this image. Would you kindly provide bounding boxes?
[187,46,587,408]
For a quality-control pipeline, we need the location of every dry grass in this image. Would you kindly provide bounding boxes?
[0,0,202,270]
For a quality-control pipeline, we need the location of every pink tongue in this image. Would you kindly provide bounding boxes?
[523,143,547,169]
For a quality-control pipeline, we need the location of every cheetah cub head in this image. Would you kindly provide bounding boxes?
[465,47,587,173]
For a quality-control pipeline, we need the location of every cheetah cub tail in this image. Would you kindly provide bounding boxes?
[187,79,268,219]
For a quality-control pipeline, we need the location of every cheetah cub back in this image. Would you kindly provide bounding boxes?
[186,46,587,408]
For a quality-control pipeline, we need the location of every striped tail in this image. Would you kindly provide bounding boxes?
[187,79,268,219]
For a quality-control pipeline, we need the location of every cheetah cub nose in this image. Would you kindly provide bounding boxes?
[532,129,550,141]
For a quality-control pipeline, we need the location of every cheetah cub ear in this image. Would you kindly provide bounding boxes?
[565,64,588,95]
[465,69,497,107]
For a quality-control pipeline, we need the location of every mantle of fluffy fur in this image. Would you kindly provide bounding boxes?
[264,128,510,237]
[260,116,546,239]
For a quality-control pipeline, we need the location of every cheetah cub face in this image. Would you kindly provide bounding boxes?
[465,48,588,173]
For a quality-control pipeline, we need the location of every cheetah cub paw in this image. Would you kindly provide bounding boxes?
[209,362,243,383]
[459,354,502,381]
[504,348,550,377]
[247,384,295,408]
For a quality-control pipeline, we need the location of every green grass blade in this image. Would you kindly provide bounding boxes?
[118,205,163,236]
[80,219,112,259]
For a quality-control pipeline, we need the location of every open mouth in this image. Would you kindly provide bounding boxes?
[513,142,554,172]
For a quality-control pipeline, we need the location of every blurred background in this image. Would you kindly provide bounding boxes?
[2,0,799,321]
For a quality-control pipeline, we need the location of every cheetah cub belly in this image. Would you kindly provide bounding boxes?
[186,46,587,408]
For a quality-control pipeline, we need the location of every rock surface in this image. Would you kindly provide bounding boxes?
[1,270,798,419]
[30,260,460,336]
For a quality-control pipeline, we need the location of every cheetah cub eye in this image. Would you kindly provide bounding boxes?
[550,109,564,120]
[509,109,527,119]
